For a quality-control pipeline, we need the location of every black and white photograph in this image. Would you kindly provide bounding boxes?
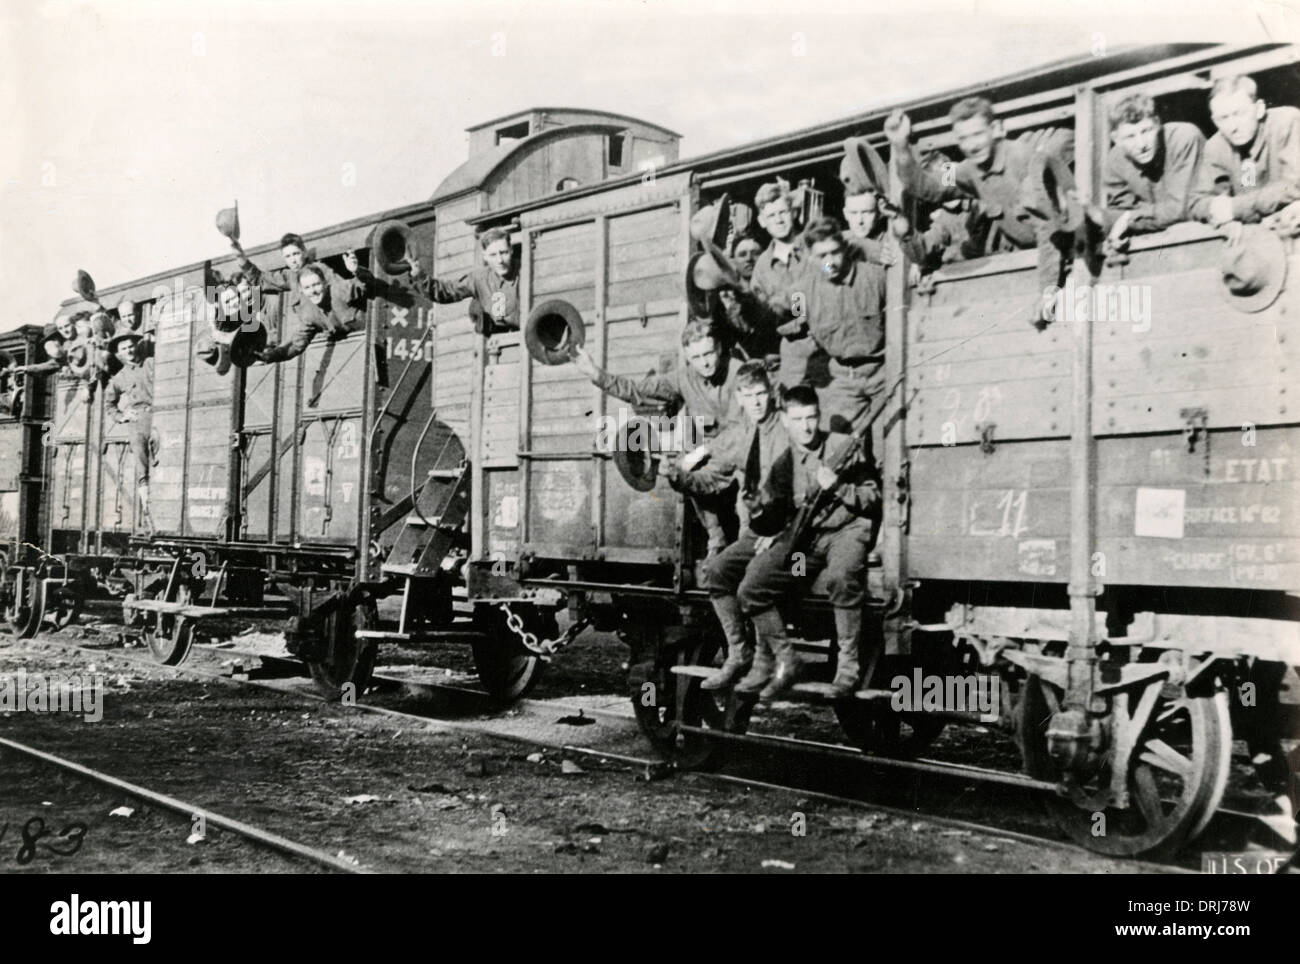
[0,0,1296,907]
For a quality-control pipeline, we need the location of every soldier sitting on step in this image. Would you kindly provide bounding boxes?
[729,384,882,701]
[669,360,789,688]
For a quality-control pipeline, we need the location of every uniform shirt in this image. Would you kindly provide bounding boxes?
[895,128,1074,252]
[1190,106,1300,224]
[800,257,886,366]
[261,275,368,363]
[104,358,154,423]
[918,206,977,269]
[747,239,810,346]
[420,266,519,334]
[1104,121,1205,233]
[760,430,881,534]
[592,353,741,436]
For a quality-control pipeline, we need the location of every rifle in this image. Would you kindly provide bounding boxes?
[780,374,905,565]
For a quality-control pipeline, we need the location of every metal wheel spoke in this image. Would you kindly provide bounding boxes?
[1138,738,1193,778]
[1132,766,1167,827]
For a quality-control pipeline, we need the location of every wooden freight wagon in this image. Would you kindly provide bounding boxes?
[448,42,1300,856]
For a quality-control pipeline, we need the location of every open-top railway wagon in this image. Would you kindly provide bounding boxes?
[1,44,1295,857]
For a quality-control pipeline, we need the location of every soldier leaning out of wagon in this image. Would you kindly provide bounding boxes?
[254,258,371,364]
[103,329,157,515]
[1101,92,1205,253]
[568,317,744,555]
[15,315,80,376]
[1190,73,1300,241]
[720,384,881,701]
[229,231,342,297]
[883,97,1077,324]
[407,226,519,335]
[196,280,267,372]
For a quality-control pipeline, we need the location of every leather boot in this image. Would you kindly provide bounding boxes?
[733,625,776,695]
[828,607,863,698]
[702,595,753,691]
[753,609,798,700]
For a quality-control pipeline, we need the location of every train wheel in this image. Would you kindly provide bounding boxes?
[834,700,946,757]
[4,571,43,639]
[145,584,197,665]
[628,634,752,771]
[306,600,378,700]
[1018,674,1231,857]
[833,653,945,757]
[470,604,546,703]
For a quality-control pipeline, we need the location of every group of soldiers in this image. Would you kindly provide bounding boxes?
[8,70,1294,699]
[561,69,1300,701]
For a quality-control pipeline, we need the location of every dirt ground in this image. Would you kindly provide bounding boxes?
[0,638,1169,874]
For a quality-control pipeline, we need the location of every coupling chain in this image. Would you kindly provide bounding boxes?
[501,602,591,660]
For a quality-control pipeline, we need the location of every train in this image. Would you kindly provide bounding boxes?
[2,42,1298,858]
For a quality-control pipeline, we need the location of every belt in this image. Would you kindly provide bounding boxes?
[830,355,884,377]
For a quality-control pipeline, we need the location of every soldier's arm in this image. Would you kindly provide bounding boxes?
[590,365,683,411]
[238,257,291,294]
[1102,149,1154,230]
[1145,125,1206,230]
[832,448,884,515]
[1231,112,1300,221]
[259,319,319,364]
[418,272,476,304]
[18,359,63,375]
[103,378,125,423]
[895,143,969,206]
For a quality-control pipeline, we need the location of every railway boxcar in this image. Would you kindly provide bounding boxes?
[434,42,1300,856]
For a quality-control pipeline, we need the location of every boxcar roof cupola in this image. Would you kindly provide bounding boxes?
[434,107,681,211]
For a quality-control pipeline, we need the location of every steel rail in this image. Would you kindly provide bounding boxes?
[0,735,366,874]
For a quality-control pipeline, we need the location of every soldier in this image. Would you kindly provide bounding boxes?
[718,230,777,361]
[16,315,81,376]
[884,98,1074,255]
[230,231,340,296]
[885,98,1078,324]
[793,218,886,444]
[115,298,138,331]
[733,384,882,700]
[1190,74,1300,239]
[255,259,368,364]
[748,181,826,388]
[683,361,789,689]
[569,318,741,554]
[408,226,520,334]
[103,330,156,515]
[1103,92,1206,247]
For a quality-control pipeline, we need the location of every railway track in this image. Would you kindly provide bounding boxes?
[10,625,1273,872]
[0,735,365,874]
